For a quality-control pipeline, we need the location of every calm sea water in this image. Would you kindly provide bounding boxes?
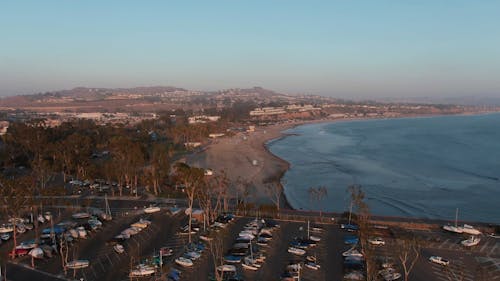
[268,114,500,223]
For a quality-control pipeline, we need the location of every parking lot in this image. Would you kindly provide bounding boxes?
[2,204,499,281]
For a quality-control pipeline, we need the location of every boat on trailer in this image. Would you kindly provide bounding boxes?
[175,257,193,267]
[72,212,90,219]
[66,260,90,269]
[144,206,161,214]
[129,264,155,277]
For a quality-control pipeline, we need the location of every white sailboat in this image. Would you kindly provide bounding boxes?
[129,264,155,277]
[0,224,14,233]
[443,208,463,234]
[131,219,151,229]
[241,259,259,270]
[217,264,236,272]
[461,236,481,247]
[144,205,161,214]
[0,233,10,241]
[305,261,320,270]
[175,257,193,267]
[29,247,44,259]
[288,247,306,256]
[242,242,260,271]
[342,247,364,258]
[461,224,481,235]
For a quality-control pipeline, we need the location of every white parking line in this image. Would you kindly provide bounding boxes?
[438,239,449,249]
[479,240,490,253]
[488,242,499,256]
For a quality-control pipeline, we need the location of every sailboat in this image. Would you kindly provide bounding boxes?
[144,205,161,214]
[461,224,482,235]
[342,246,364,258]
[175,257,193,267]
[242,243,260,271]
[0,224,14,233]
[306,221,321,242]
[29,247,44,259]
[443,208,463,233]
[461,236,481,247]
[288,247,306,256]
[129,264,155,277]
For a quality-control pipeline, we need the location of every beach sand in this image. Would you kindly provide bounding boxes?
[185,123,294,205]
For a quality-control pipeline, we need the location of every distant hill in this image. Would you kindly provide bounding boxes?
[0,85,305,112]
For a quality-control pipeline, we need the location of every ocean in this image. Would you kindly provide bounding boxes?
[267,113,500,223]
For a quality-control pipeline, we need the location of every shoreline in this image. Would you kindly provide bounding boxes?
[186,111,499,212]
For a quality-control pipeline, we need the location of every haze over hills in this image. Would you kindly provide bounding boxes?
[2,86,498,107]
[375,96,500,106]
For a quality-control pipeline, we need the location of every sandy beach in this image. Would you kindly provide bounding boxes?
[185,122,297,205]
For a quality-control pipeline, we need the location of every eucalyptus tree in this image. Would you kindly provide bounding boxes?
[108,136,144,196]
[145,143,171,196]
[396,235,421,281]
[174,162,205,243]
[265,181,282,213]
[307,186,328,216]
[347,185,377,281]
[0,175,34,259]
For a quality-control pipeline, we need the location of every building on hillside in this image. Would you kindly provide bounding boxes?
[188,115,221,124]
[208,133,225,138]
[249,107,286,116]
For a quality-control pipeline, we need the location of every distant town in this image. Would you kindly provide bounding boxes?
[0,86,498,131]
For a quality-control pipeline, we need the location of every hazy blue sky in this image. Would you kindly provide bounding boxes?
[1,1,499,98]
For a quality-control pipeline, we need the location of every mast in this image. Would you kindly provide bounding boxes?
[348,201,353,225]
[455,208,459,227]
[104,194,112,219]
[307,221,310,239]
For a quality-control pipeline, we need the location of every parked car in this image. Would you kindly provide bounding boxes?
[429,256,449,266]
[368,237,385,246]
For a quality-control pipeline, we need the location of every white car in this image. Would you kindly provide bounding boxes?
[429,256,449,266]
[368,237,385,246]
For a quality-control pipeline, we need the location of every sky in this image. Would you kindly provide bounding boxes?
[1,1,500,98]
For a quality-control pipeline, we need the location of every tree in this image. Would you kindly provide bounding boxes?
[347,185,377,281]
[307,186,328,216]
[265,182,282,213]
[208,232,227,281]
[396,236,421,281]
[234,177,252,215]
[174,163,204,243]
[214,171,229,213]
[145,144,170,196]
[0,175,34,259]
[108,137,144,196]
